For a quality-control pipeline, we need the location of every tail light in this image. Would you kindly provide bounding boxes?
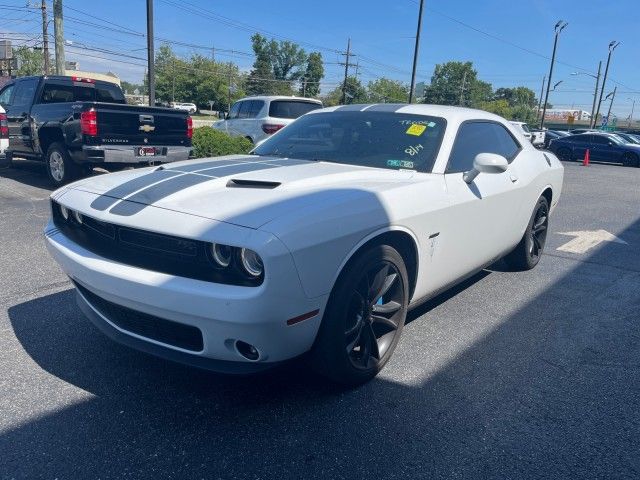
[187,116,193,139]
[0,113,7,139]
[72,76,95,83]
[80,109,98,136]
[262,123,285,135]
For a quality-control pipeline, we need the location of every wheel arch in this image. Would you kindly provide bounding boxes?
[540,186,553,206]
[38,127,65,158]
[332,227,420,301]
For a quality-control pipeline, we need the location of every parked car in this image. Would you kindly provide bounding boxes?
[171,102,197,114]
[543,130,570,149]
[528,128,546,147]
[569,128,598,134]
[613,132,640,144]
[0,105,8,166]
[45,104,563,385]
[510,121,533,142]
[212,96,323,144]
[0,75,193,186]
[548,132,640,167]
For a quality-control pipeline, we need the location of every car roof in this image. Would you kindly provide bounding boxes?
[309,103,510,123]
[238,95,323,104]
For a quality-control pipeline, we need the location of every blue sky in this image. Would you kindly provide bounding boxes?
[3,0,639,118]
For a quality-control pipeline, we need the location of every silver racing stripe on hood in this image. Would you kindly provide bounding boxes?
[89,157,311,215]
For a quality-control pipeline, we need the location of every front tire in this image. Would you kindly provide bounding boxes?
[504,196,549,271]
[556,147,572,161]
[46,142,78,187]
[310,244,409,385]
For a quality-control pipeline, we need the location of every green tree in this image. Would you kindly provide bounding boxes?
[494,87,537,108]
[423,61,492,108]
[299,52,324,97]
[246,33,276,96]
[478,99,512,118]
[120,80,143,95]
[12,47,47,76]
[322,76,367,106]
[367,78,409,103]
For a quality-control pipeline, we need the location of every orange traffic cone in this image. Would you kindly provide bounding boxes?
[583,149,590,166]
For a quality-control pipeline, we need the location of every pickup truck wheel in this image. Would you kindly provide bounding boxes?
[309,244,408,385]
[46,142,78,187]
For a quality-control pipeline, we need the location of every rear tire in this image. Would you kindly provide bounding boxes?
[310,244,409,385]
[46,142,79,187]
[622,152,639,168]
[504,196,550,271]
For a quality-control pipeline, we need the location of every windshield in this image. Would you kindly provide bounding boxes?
[521,124,531,133]
[253,111,447,173]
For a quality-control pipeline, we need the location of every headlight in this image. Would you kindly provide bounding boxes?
[72,210,83,224]
[211,243,232,267]
[60,205,69,220]
[240,248,263,277]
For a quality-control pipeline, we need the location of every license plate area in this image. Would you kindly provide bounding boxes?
[136,146,158,157]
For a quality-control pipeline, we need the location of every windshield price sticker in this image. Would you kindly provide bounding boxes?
[406,124,427,136]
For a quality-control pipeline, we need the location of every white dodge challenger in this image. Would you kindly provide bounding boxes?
[45,104,563,385]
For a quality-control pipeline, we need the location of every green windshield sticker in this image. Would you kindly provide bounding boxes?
[387,159,415,169]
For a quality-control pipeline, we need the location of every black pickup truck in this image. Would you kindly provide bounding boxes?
[0,75,193,186]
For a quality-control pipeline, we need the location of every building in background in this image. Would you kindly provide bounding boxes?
[543,109,591,122]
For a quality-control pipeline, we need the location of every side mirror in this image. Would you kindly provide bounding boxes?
[463,153,509,184]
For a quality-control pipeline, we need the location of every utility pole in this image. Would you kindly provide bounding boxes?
[408,0,424,103]
[589,61,601,128]
[340,38,351,105]
[459,70,467,106]
[227,62,233,113]
[540,20,568,129]
[211,46,215,62]
[53,0,65,75]
[146,0,155,106]
[606,86,617,122]
[627,98,635,128]
[594,41,620,130]
[171,59,175,103]
[40,0,50,74]
[536,75,546,122]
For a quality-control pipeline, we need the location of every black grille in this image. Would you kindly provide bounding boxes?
[51,201,261,286]
[75,281,204,352]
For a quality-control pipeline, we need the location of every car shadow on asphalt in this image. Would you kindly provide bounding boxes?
[3,219,640,479]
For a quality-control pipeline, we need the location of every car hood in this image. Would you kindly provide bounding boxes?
[67,155,418,229]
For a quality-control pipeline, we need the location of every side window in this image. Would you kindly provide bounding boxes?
[447,121,521,173]
[237,100,252,119]
[11,78,39,109]
[228,101,241,119]
[0,84,15,106]
[591,136,609,145]
[39,83,74,103]
[247,100,264,118]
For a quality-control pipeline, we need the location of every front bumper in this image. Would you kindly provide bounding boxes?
[81,145,192,164]
[44,219,328,371]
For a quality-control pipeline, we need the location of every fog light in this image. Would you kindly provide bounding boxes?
[235,340,260,361]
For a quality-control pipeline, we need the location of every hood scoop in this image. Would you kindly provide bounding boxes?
[226,179,281,189]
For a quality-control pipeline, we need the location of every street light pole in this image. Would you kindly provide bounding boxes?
[146,0,155,106]
[536,74,546,122]
[540,20,568,129]
[594,41,620,129]
[408,0,425,104]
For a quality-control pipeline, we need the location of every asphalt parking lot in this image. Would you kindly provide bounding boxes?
[1,159,639,479]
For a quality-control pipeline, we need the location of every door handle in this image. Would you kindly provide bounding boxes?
[509,174,518,183]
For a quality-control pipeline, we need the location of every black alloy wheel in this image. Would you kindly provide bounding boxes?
[556,147,572,161]
[310,244,409,385]
[622,152,639,168]
[504,196,550,271]
[344,261,404,370]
